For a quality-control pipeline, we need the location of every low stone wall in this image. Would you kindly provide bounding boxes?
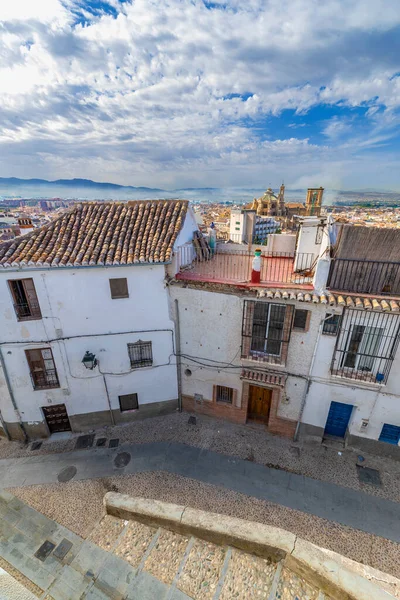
[104,493,397,600]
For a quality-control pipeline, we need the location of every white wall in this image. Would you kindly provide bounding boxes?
[301,307,400,442]
[171,285,324,420]
[172,286,243,402]
[0,264,178,425]
[229,210,246,242]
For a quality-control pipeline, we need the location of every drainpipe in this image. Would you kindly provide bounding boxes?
[102,373,115,427]
[0,409,11,441]
[174,299,183,412]
[0,347,28,442]
[294,313,334,442]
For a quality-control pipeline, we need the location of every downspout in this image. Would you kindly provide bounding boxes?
[174,299,183,412]
[0,347,28,442]
[0,409,11,441]
[102,373,115,427]
[294,313,333,442]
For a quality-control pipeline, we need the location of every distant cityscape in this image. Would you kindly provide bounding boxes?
[2,183,400,243]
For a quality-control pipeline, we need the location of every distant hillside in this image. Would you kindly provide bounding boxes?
[0,177,165,193]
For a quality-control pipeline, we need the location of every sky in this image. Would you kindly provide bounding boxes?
[1,0,400,190]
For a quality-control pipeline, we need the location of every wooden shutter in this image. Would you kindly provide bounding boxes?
[280,305,295,364]
[242,301,255,357]
[23,279,41,318]
[26,349,45,374]
[109,278,129,299]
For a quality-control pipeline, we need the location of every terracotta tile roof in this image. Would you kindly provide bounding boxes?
[255,288,400,312]
[0,200,188,268]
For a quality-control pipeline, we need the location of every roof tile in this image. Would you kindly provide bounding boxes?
[0,200,188,268]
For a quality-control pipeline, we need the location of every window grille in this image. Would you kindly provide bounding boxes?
[8,279,41,320]
[25,348,60,390]
[216,385,233,404]
[322,314,341,335]
[242,301,294,364]
[331,308,400,383]
[128,341,153,368]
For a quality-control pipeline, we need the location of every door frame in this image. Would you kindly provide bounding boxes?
[42,404,72,434]
[323,401,354,439]
[247,384,273,423]
[243,381,281,428]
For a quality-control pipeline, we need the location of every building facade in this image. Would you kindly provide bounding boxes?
[0,200,197,440]
[172,216,400,458]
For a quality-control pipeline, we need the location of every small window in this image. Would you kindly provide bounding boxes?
[128,341,153,368]
[235,221,240,225]
[109,278,129,299]
[119,393,139,412]
[323,313,340,335]
[216,385,233,404]
[8,279,41,321]
[25,348,59,390]
[235,227,240,231]
[293,309,309,331]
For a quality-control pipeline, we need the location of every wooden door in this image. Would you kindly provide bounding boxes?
[43,404,71,434]
[247,385,272,423]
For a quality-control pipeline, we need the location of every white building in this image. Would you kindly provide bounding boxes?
[171,215,400,458]
[229,209,279,243]
[0,200,197,440]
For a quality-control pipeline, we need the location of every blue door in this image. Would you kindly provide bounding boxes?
[379,424,400,445]
[324,401,353,438]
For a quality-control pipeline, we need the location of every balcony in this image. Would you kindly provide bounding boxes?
[13,300,42,321]
[327,258,400,296]
[176,243,316,288]
[30,370,60,390]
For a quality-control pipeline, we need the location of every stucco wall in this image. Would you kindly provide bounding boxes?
[0,265,178,430]
[172,286,243,403]
[171,285,324,423]
[302,309,400,444]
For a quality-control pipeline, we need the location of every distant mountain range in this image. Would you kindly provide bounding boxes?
[0,177,165,192]
[1,177,400,205]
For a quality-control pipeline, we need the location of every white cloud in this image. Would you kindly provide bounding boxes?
[0,0,400,188]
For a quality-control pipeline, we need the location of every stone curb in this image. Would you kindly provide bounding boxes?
[104,492,397,600]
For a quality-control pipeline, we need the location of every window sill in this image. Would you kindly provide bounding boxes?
[120,408,139,414]
[130,364,153,370]
[243,354,286,367]
[33,385,60,391]
[16,316,42,322]
[330,371,386,386]
[111,296,129,300]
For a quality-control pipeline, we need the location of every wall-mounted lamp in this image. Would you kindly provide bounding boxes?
[82,351,98,370]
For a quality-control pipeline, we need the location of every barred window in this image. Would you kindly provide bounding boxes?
[216,385,233,404]
[8,279,41,321]
[25,348,60,390]
[128,341,153,368]
[323,314,341,335]
[119,393,139,412]
[331,308,400,384]
[242,301,294,364]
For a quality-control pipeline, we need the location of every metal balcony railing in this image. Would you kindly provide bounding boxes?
[176,243,316,286]
[13,300,41,320]
[31,370,60,390]
[327,258,400,296]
